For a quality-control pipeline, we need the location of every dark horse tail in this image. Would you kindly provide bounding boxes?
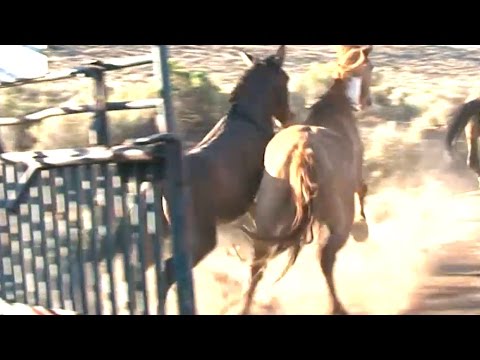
[446,98,480,155]
[241,133,317,282]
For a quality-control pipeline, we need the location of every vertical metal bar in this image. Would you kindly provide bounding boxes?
[86,165,102,315]
[151,166,166,315]
[163,140,196,316]
[158,45,196,315]
[15,171,34,304]
[18,213,33,306]
[72,165,96,314]
[73,167,88,314]
[119,168,136,314]
[12,166,28,304]
[0,244,4,300]
[102,164,117,314]
[65,167,78,311]
[0,164,9,300]
[26,174,40,306]
[135,164,149,315]
[89,68,110,146]
[130,175,144,315]
[49,169,65,309]
[1,164,25,303]
[37,170,52,309]
[0,231,4,299]
[60,167,78,312]
[150,46,166,134]
[159,46,177,134]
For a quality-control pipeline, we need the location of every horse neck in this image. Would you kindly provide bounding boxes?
[308,79,358,132]
[228,91,275,138]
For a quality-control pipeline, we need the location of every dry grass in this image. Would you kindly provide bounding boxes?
[0,54,229,152]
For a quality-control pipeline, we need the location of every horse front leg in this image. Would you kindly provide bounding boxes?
[351,183,369,243]
[158,191,218,314]
[465,118,480,186]
[319,231,350,315]
[226,202,257,262]
[358,182,368,221]
[318,196,355,315]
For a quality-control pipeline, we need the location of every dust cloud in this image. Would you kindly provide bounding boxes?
[165,121,480,315]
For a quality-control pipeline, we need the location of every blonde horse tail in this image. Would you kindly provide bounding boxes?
[241,131,317,281]
[289,133,318,233]
[275,133,317,281]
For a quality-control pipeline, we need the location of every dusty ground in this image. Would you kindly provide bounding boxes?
[2,45,480,315]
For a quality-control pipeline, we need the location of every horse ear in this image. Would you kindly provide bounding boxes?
[240,51,255,67]
[362,45,373,58]
[274,45,286,67]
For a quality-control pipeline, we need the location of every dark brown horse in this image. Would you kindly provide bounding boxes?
[159,46,294,297]
[445,97,480,185]
[240,45,374,315]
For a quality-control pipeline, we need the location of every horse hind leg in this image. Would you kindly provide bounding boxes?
[162,203,218,311]
[319,229,350,315]
[241,241,270,315]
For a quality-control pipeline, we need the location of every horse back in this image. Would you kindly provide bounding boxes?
[186,119,272,222]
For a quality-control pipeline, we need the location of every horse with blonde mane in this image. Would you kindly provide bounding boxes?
[241,45,374,315]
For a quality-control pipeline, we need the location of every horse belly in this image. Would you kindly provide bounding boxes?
[215,190,255,223]
[186,124,270,224]
[212,164,262,223]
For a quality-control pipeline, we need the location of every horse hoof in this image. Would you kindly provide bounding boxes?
[332,307,349,315]
[351,220,369,243]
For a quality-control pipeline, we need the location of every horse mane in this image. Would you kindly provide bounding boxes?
[229,55,282,103]
[445,98,480,153]
[332,45,373,79]
[308,79,349,114]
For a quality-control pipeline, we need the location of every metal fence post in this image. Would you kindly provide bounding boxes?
[87,67,110,146]
[158,45,196,315]
[159,46,177,135]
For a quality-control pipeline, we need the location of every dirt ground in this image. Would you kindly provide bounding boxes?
[3,45,480,315]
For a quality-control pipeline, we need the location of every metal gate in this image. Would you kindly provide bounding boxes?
[0,46,196,315]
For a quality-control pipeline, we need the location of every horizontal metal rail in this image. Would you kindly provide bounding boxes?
[0,134,177,212]
[0,99,163,126]
[0,55,153,88]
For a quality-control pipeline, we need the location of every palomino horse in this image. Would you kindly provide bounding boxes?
[445,97,480,185]
[159,46,294,298]
[241,45,374,315]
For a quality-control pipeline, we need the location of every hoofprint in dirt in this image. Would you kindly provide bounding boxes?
[404,238,480,315]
